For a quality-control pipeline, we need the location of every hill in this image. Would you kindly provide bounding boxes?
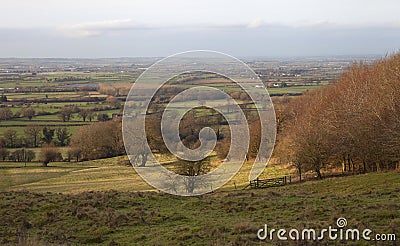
[0,171,398,245]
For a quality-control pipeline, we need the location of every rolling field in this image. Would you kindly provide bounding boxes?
[0,156,294,193]
[0,157,147,193]
[0,73,123,138]
[0,102,122,138]
[0,166,398,245]
[1,60,396,245]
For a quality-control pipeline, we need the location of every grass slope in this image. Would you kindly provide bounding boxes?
[0,157,295,193]
[0,172,398,245]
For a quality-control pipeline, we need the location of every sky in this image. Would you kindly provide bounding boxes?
[0,0,399,58]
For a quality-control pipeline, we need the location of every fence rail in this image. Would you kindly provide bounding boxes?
[247,176,291,189]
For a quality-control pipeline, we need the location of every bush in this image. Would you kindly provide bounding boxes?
[70,120,124,160]
[97,113,110,122]
[40,145,62,167]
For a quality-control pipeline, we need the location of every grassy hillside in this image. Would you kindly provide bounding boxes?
[0,171,398,245]
[0,157,295,193]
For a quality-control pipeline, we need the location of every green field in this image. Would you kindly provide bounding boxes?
[0,103,122,138]
[267,85,321,95]
[0,163,398,245]
[0,71,129,139]
[0,71,137,88]
[0,156,294,193]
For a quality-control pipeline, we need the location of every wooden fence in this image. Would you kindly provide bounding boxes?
[247,176,291,189]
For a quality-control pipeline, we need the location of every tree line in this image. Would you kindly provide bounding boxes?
[0,126,70,149]
[276,54,400,180]
[0,96,121,122]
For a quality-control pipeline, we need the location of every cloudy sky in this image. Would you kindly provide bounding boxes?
[1,0,399,58]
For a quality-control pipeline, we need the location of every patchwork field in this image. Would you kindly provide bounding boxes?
[0,57,394,245]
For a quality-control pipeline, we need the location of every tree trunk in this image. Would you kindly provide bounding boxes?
[376,162,381,172]
[298,168,302,182]
[347,155,351,172]
[363,160,367,173]
[139,153,148,167]
[351,158,355,174]
[315,169,322,179]
[186,177,195,193]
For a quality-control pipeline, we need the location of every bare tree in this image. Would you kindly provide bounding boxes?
[70,120,124,160]
[22,107,35,120]
[40,145,61,167]
[58,107,74,122]
[278,54,400,179]
[0,108,13,121]
[4,129,18,148]
[24,125,42,147]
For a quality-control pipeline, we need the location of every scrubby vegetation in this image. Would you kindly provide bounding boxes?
[276,54,400,180]
[70,120,125,160]
[0,172,398,245]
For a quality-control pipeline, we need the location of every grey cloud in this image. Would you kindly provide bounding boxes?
[58,19,146,38]
[0,24,399,58]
